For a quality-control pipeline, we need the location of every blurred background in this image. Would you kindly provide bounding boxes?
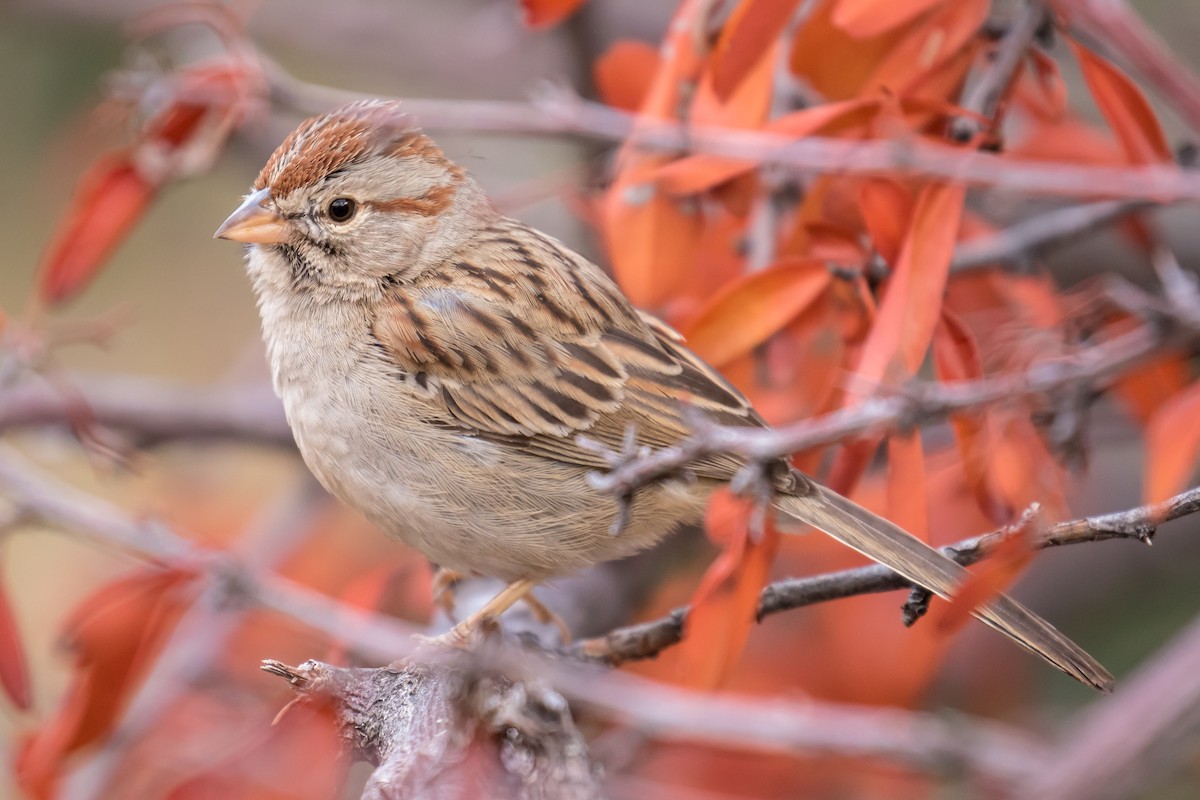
[4,1,1200,798]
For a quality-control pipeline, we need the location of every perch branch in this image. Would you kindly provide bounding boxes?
[261,657,604,800]
[575,485,1200,665]
[586,313,1180,499]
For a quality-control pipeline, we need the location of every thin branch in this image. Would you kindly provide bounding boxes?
[585,315,1178,499]
[260,62,1200,201]
[0,376,291,446]
[0,447,421,662]
[950,0,1048,143]
[575,486,1200,665]
[950,198,1153,272]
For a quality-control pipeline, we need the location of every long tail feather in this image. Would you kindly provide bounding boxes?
[778,485,1114,692]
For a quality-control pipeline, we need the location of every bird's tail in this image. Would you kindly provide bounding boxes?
[777,484,1114,692]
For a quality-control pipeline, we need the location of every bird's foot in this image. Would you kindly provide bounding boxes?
[430,567,465,621]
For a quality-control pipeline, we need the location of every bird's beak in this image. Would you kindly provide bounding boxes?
[214,188,287,244]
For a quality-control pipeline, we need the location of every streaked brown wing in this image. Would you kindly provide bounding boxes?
[370,218,759,480]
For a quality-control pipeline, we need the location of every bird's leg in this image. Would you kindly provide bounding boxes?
[520,591,572,644]
[430,566,465,620]
[433,578,538,645]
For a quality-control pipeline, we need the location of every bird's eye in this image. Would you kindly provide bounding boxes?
[327,197,357,223]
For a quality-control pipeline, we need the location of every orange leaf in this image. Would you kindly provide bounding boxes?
[679,490,779,688]
[858,178,914,265]
[682,259,831,367]
[1071,40,1172,164]
[886,431,928,539]
[790,0,918,100]
[0,579,30,711]
[602,173,704,308]
[36,153,158,306]
[711,0,803,99]
[1015,48,1068,122]
[867,0,988,94]
[1144,379,1200,503]
[1113,352,1191,425]
[594,40,660,112]
[831,0,945,38]
[933,310,996,517]
[18,567,197,796]
[938,524,1034,635]
[519,0,587,28]
[853,182,966,392]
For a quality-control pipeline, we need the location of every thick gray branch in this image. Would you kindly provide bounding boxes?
[262,658,603,800]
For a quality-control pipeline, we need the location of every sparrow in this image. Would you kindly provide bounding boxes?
[216,99,1112,691]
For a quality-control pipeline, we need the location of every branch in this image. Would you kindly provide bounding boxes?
[259,60,1200,201]
[0,443,1048,784]
[949,198,1152,272]
[0,375,291,446]
[261,658,603,800]
[575,486,1200,665]
[585,313,1178,499]
[950,0,1048,143]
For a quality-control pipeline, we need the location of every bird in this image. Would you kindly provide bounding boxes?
[215,98,1113,691]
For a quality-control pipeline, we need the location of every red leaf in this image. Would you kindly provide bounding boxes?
[1015,48,1068,122]
[18,567,197,796]
[858,178,915,266]
[602,172,704,308]
[1072,40,1172,164]
[938,523,1034,635]
[853,182,966,392]
[682,259,831,367]
[36,154,158,306]
[867,0,989,94]
[1113,352,1191,425]
[831,0,945,38]
[0,579,31,711]
[520,0,587,28]
[679,490,779,688]
[594,40,660,111]
[933,310,995,516]
[789,0,918,100]
[711,0,803,100]
[1144,379,1200,503]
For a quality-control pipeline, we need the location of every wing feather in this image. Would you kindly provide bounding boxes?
[371,218,756,479]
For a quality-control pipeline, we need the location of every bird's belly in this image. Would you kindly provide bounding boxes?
[283,383,706,580]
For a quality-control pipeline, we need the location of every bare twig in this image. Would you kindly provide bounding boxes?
[950,198,1154,272]
[259,61,1200,201]
[586,315,1178,499]
[950,0,1048,143]
[0,447,421,662]
[575,486,1200,665]
[0,376,291,446]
